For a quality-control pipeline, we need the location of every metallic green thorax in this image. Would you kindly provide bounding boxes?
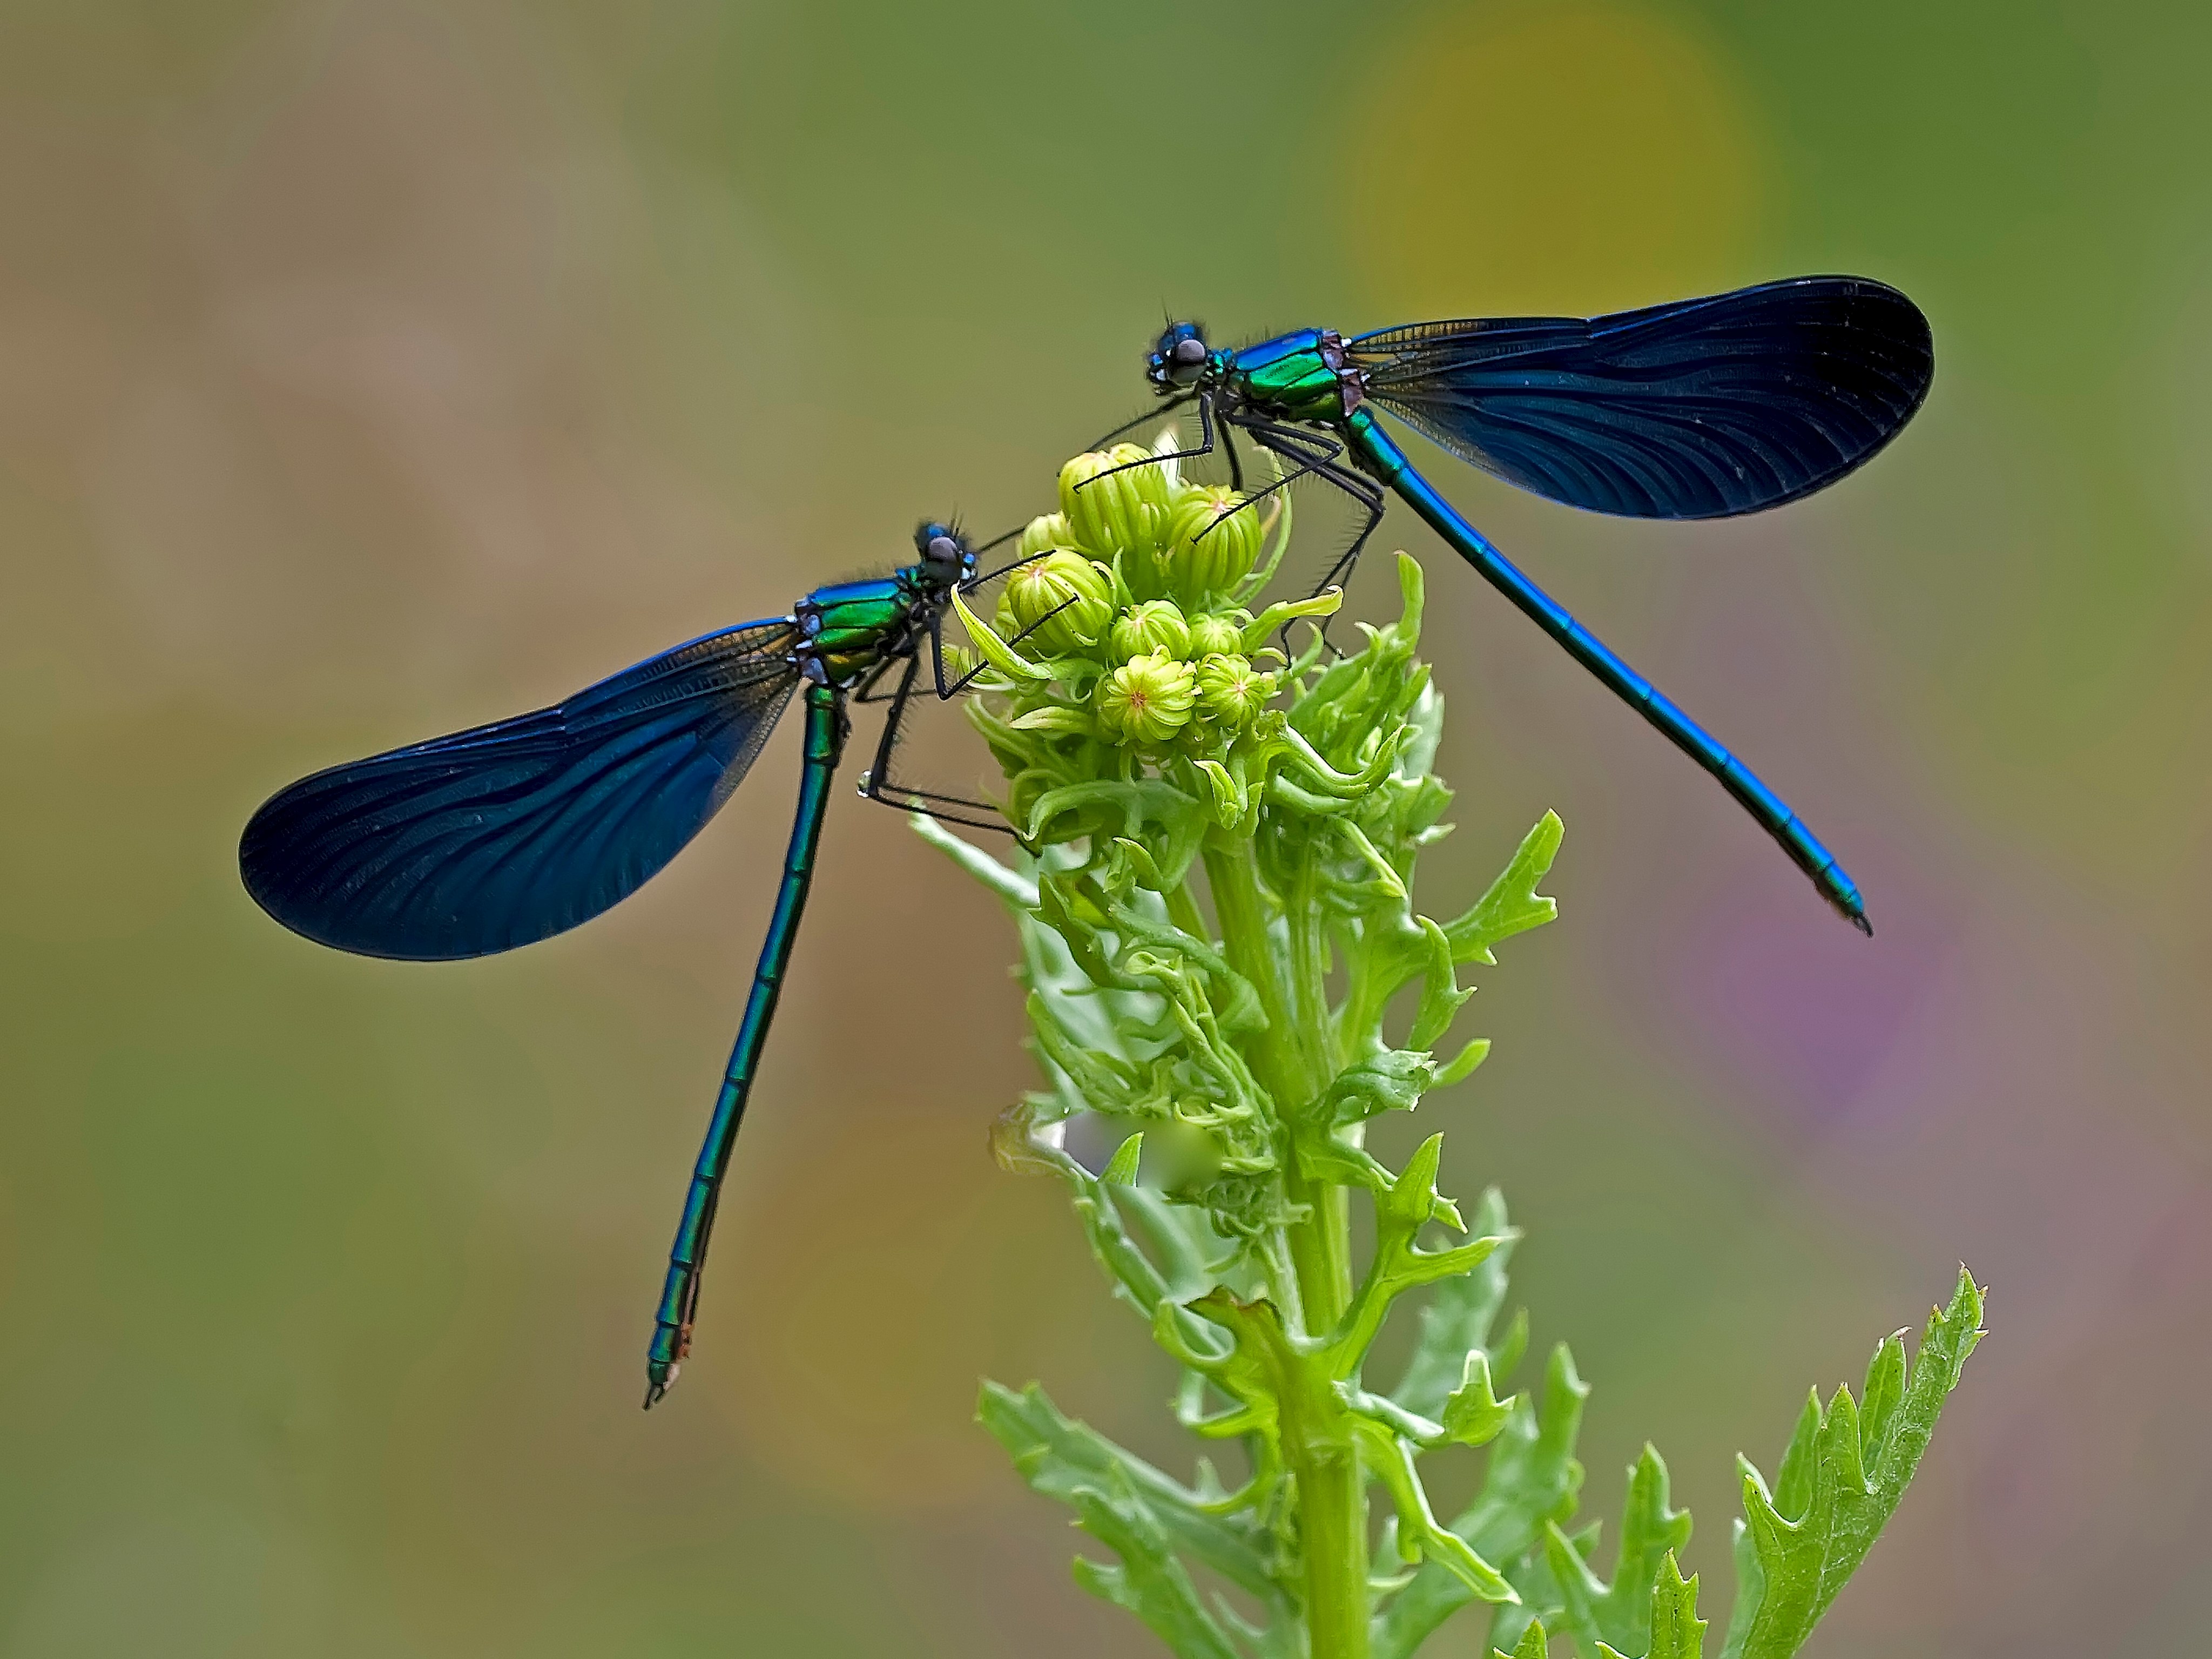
[1219,328,1361,423]
[797,570,935,686]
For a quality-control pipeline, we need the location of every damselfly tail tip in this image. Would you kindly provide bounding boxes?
[642,1366,678,1411]
[1851,913,1874,938]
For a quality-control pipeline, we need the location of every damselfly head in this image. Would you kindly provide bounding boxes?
[1147,321,1211,392]
[913,521,976,590]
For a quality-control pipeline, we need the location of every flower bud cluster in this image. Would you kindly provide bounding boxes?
[980,438,1294,757]
[1056,447,1266,609]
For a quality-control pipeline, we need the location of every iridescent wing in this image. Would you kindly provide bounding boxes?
[1348,276,1933,520]
[240,620,801,960]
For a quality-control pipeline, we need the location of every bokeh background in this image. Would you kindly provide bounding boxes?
[3,1,2207,1654]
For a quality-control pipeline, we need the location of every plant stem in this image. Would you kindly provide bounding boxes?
[1286,838,1355,1329]
[1203,832,1370,1659]
[1290,1429,1371,1659]
[1202,837,1340,1323]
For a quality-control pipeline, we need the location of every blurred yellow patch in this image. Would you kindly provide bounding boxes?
[1345,0,1777,319]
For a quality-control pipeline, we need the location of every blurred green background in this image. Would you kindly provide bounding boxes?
[2,1,2207,1654]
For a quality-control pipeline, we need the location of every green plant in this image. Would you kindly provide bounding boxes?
[916,436,1985,1659]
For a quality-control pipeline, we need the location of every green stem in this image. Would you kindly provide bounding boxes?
[1286,838,1354,1330]
[1289,1429,1370,1659]
[1203,832,1369,1659]
[1202,837,1337,1324]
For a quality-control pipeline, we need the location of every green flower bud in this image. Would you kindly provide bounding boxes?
[1060,445,1174,570]
[1109,598,1191,664]
[996,549,1113,657]
[1160,484,1264,603]
[1095,650,1196,746]
[1016,512,1074,561]
[1195,652,1275,730]
[1185,611,1246,657]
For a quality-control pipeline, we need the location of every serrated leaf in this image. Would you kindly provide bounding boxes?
[977,1379,1277,1602]
[1494,1612,1550,1659]
[1442,811,1563,965]
[1596,1553,1705,1659]
[1858,1328,1907,1462]
[1718,1269,1987,1659]
[1319,1049,1436,1125]
[1440,1351,1514,1448]
[1435,1036,1492,1088]
[1769,1390,1822,1523]
[1407,916,1475,1050]
[1359,1419,1518,1604]
[1068,1479,1247,1659]
[1333,1137,1509,1369]
[1393,1187,1518,1420]
[1542,1445,1692,1657]
[1374,1345,1589,1659]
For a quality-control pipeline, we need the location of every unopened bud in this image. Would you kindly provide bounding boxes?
[1195,653,1275,729]
[1061,446,1174,574]
[1017,512,1074,561]
[1096,651,1196,746]
[997,550,1113,657]
[1186,611,1246,657]
[1110,598,1192,663]
[1160,485,1264,603]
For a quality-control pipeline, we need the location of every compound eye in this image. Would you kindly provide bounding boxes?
[926,534,962,567]
[1172,336,1208,367]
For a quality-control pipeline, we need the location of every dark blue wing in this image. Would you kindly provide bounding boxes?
[1348,276,1933,520]
[240,620,801,961]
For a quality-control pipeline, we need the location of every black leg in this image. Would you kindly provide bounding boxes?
[1303,455,1388,595]
[1186,416,1343,546]
[936,591,1093,697]
[1239,422,1385,593]
[1075,395,1217,489]
[927,615,963,699]
[1085,392,1195,453]
[970,542,1058,590]
[1217,424,1385,656]
[851,653,909,706]
[857,652,1017,834]
[867,785,1014,834]
[1238,417,1346,472]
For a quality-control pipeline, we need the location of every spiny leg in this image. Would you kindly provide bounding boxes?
[863,784,1014,836]
[1186,415,1346,550]
[1308,458,1390,595]
[936,592,1090,698]
[1242,420,1386,594]
[858,651,1013,833]
[849,653,909,706]
[1076,394,1217,489]
[1085,391,1196,453]
[1220,415,1245,491]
